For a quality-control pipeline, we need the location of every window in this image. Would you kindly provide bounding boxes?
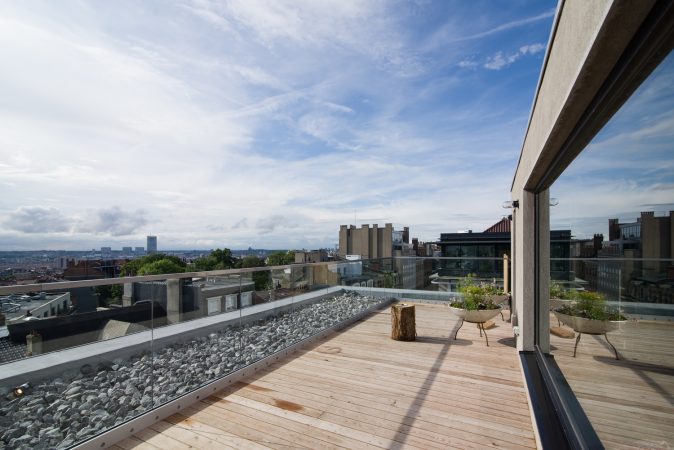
[547,49,674,448]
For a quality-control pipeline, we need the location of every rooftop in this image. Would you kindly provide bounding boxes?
[113,302,536,449]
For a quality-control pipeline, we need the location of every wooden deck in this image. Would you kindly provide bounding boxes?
[112,303,537,449]
[550,317,674,449]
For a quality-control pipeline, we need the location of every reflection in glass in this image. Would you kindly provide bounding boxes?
[549,52,674,447]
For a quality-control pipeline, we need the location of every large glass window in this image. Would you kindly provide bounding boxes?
[548,51,674,448]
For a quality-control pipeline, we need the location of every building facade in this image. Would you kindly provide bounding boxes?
[338,223,412,259]
[146,236,157,254]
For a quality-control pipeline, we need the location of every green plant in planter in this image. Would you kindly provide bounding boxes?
[451,275,501,311]
[550,281,573,299]
[557,290,625,321]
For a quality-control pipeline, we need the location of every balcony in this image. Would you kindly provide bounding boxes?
[1,254,673,449]
[0,258,530,449]
[114,302,535,449]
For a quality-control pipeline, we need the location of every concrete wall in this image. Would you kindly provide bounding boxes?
[510,0,656,352]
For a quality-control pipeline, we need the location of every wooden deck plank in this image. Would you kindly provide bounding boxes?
[197,397,385,450]
[178,404,306,449]
[550,313,674,449]
[133,426,195,449]
[124,303,536,449]
[113,436,162,450]
[253,365,533,435]
[228,381,536,444]
[238,378,534,432]
[147,419,236,450]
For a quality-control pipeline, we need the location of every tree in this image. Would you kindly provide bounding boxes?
[137,259,186,276]
[95,284,123,307]
[193,248,235,271]
[238,256,270,291]
[266,251,295,266]
[121,253,186,276]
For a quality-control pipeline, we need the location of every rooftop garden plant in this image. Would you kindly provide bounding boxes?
[450,274,502,311]
[550,281,574,299]
[556,290,625,321]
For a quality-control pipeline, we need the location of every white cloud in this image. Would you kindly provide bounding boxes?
[458,59,478,68]
[76,207,149,237]
[3,207,72,234]
[426,8,555,49]
[0,1,560,249]
[520,43,545,55]
[484,43,545,70]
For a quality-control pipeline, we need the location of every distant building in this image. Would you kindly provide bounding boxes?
[101,247,112,257]
[599,211,674,303]
[62,260,105,281]
[295,250,328,264]
[122,247,133,254]
[338,223,413,259]
[437,217,571,290]
[126,277,256,322]
[640,211,674,278]
[135,247,145,254]
[54,256,76,270]
[147,236,157,254]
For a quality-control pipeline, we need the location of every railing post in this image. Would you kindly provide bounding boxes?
[503,254,510,294]
[166,278,181,324]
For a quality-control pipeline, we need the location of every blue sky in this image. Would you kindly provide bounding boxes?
[0,0,558,250]
[551,52,674,239]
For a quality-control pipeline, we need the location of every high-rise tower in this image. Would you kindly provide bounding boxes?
[147,235,157,254]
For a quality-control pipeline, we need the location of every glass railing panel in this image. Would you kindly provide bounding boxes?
[0,258,514,448]
[548,257,674,448]
[0,279,155,448]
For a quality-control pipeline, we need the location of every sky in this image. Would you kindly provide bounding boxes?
[0,0,561,250]
[550,51,674,239]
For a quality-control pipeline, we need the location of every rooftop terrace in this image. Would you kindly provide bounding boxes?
[112,302,536,450]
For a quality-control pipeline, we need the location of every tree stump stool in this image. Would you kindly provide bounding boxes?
[391,303,416,341]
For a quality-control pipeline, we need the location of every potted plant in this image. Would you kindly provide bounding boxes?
[449,276,503,345]
[549,281,575,310]
[549,281,576,326]
[553,290,626,359]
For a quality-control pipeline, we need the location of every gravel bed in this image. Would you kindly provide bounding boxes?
[0,292,384,449]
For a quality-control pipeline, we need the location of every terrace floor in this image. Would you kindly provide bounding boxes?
[112,303,537,449]
[550,317,674,449]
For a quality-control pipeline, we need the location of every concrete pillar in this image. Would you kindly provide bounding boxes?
[166,279,182,324]
[513,189,550,352]
[26,333,42,356]
[122,283,133,307]
[372,224,379,259]
[360,224,370,259]
[338,225,348,257]
[383,223,393,258]
[514,191,535,352]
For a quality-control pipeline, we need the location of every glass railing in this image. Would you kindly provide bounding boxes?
[0,256,510,448]
[547,257,674,449]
